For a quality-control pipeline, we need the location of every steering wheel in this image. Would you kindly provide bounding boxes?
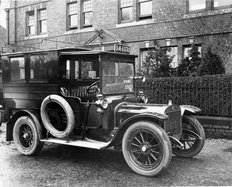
[86,80,100,95]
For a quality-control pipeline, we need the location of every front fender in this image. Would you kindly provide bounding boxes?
[180,105,201,116]
[107,112,168,147]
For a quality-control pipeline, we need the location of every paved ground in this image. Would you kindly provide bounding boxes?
[0,123,232,187]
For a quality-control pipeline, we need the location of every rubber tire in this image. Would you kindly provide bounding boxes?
[13,116,44,156]
[122,121,172,177]
[172,116,205,158]
[40,94,75,138]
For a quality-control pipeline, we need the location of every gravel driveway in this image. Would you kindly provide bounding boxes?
[0,123,232,186]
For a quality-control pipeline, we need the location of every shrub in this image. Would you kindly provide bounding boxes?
[139,45,174,77]
[176,45,202,77]
[198,47,225,76]
[135,74,232,116]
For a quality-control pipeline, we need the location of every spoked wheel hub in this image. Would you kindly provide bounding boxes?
[128,129,163,170]
[19,124,34,148]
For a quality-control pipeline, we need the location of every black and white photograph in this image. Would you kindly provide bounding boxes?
[0,0,232,186]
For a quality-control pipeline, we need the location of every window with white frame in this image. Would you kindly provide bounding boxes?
[188,0,206,11]
[67,2,78,30]
[38,9,47,34]
[188,0,232,12]
[120,0,133,23]
[82,0,93,27]
[27,11,35,35]
[140,47,178,68]
[139,0,152,20]
[214,0,232,8]
[183,45,202,59]
[166,47,178,68]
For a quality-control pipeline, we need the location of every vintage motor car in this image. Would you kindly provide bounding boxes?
[0,47,205,177]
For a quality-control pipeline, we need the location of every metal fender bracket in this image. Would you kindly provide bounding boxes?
[169,136,184,148]
[183,128,202,140]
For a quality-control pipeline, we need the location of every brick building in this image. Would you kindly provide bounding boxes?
[5,0,232,72]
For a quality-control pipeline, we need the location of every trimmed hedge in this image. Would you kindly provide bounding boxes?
[135,74,232,117]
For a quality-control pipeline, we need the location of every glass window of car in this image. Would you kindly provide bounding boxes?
[10,57,25,82]
[30,55,48,82]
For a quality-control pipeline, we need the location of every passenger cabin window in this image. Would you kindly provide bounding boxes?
[10,57,25,82]
[65,60,98,80]
[30,55,48,82]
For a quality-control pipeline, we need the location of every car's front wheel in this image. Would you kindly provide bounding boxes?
[122,121,172,177]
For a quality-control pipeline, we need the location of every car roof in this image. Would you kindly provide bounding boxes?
[59,50,137,58]
[0,47,89,56]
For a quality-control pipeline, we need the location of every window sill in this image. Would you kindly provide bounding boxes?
[25,34,48,40]
[116,19,154,28]
[64,27,95,35]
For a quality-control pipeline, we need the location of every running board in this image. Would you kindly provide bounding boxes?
[41,138,111,150]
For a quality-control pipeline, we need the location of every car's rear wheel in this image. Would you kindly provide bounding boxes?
[122,121,172,177]
[172,116,205,158]
[13,116,44,156]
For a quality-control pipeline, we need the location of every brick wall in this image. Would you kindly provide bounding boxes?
[5,0,232,72]
[197,116,232,139]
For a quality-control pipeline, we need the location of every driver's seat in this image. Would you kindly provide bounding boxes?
[60,86,97,102]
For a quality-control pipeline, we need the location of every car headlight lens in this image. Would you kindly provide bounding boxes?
[101,99,108,109]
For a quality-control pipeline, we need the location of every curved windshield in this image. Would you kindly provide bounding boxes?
[102,61,134,94]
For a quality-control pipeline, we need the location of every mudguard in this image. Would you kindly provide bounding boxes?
[6,109,43,141]
[107,112,168,147]
[179,105,201,116]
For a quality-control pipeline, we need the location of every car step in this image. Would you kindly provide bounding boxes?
[41,138,111,150]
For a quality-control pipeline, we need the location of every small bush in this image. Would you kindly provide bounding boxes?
[198,47,225,76]
[176,45,202,77]
[139,45,174,77]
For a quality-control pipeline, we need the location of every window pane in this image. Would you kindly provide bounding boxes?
[140,1,152,16]
[183,46,202,58]
[141,50,149,66]
[121,7,133,22]
[121,0,133,7]
[27,11,35,35]
[39,9,46,20]
[83,0,92,12]
[214,0,232,7]
[28,15,34,25]
[189,0,206,11]
[66,60,70,79]
[29,25,35,35]
[30,55,48,82]
[84,12,93,25]
[75,61,79,79]
[40,20,47,33]
[69,3,77,14]
[70,14,77,27]
[166,47,178,68]
[81,61,94,79]
[10,57,25,81]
